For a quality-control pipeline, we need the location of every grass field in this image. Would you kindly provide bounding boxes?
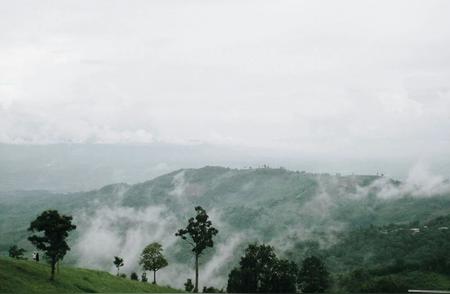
[0,257,182,293]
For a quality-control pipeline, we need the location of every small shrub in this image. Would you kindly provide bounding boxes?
[8,245,26,259]
[203,286,224,293]
[141,272,148,282]
[184,278,194,292]
[130,272,139,281]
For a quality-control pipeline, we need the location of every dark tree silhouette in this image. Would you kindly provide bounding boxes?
[28,210,76,280]
[270,259,298,293]
[8,245,26,259]
[141,272,148,282]
[176,206,218,293]
[227,243,277,292]
[113,256,124,276]
[130,272,139,281]
[298,256,330,293]
[226,268,242,293]
[227,243,298,293]
[139,242,168,284]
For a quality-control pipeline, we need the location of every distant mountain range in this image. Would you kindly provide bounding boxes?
[1,166,450,288]
[1,143,436,192]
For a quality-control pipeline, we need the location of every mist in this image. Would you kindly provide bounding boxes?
[64,162,450,289]
[354,162,450,199]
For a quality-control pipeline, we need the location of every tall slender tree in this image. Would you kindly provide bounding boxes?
[28,210,76,280]
[176,206,218,292]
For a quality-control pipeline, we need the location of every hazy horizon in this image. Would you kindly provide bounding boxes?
[1,1,450,189]
[1,142,449,192]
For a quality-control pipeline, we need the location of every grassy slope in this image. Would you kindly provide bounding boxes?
[0,257,181,293]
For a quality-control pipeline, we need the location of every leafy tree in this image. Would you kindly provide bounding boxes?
[28,210,76,280]
[270,259,298,293]
[239,243,277,292]
[130,272,139,281]
[227,243,297,293]
[139,242,168,284]
[176,206,218,292]
[184,278,194,292]
[298,256,330,293]
[8,245,26,259]
[113,256,124,276]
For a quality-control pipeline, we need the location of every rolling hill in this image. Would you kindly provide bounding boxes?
[0,257,181,293]
[1,166,450,289]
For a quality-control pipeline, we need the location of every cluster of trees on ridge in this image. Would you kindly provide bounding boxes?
[7,206,331,293]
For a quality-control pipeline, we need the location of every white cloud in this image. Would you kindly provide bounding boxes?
[73,205,179,276]
[351,162,450,199]
[0,0,449,161]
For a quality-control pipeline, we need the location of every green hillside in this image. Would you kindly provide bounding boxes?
[285,214,450,292]
[0,257,181,293]
[1,166,450,288]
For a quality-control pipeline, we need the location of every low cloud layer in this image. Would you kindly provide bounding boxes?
[72,200,246,289]
[356,162,450,199]
[1,0,450,164]
[69,163,450,289]
[73,205,179,273]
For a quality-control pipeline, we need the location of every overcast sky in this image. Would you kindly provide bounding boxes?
[1,1,450,170]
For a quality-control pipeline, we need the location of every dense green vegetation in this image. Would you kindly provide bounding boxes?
[227,243,300,293]
[0,257,181,293]
[286,214,450,292]
[224,213,450,292]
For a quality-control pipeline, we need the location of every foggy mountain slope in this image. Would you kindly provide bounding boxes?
[1,166,450,288]
[119,166,450,227]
